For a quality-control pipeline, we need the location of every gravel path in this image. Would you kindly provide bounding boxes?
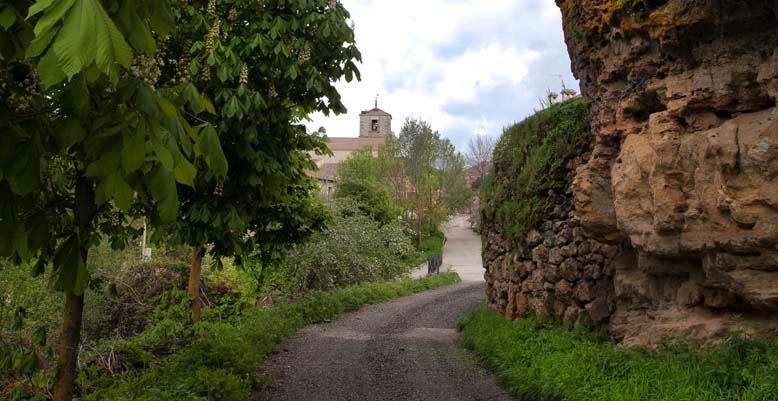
[259,282,512,401]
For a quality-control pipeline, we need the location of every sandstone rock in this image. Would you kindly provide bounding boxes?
[702,288,739,309]
[585,298,611,324]
[484,0,778,344]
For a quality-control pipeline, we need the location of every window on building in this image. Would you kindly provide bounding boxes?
[371,119,379,132]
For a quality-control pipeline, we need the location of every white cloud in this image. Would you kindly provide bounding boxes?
[306,0,578,151]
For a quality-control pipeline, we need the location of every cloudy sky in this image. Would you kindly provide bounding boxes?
[306,0,579,151]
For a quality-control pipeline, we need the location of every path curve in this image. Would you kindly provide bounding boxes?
[259,215,510,401]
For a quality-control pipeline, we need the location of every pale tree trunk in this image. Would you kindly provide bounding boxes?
[189,246,204,323]
[415,192,423,246]
[53,175,95,401]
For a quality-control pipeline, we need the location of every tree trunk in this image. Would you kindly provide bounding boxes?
[416,205,423,246]
[189,246,204,323]
[52,293,84,401]
[53,175,95,401]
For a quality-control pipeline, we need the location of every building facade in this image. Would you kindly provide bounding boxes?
[309,101,392,197]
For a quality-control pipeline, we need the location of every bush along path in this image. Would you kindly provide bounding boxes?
[80,273,461,401]
[260,280,511,401]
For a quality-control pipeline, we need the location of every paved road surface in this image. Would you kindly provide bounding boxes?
[260,215,509,401]
[411,214,485,282]
[443,215,485,282]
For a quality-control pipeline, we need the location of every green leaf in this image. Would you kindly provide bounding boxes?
[26,25,59,58]
[96,172,133,211]
[53,0,97,79]
[27,213,49,252]
[147,166,178,222]
[0,7,17,30]
[33,0,75,37]
[27,0,58,18]
[121,127,146,173]
[154,146,174,171]
[37,48,66,88]
[174,153,196,188]
[58,118,86,147]
[225,96,240,118]
[112,176,133,211]
[93,0,133,68]
[52,0,132,82]
[156,95,177,118]
[53,235,88,295]
[199,125,228,178]
[7,143,38,195]
[32,326,47,346]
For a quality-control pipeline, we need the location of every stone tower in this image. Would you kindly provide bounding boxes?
[359,97,392,138]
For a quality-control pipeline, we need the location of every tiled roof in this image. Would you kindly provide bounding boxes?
[359,107,392,117]
[327,136,386,151]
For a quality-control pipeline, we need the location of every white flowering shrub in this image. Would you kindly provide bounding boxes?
[286,202,415,293]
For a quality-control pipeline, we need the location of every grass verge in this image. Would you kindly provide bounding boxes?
[83,272,461,401]
[457,305,778,401]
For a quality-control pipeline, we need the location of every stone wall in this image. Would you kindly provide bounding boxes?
[481,98,618,330]
[485,1,778,343]
[484,207,621,328]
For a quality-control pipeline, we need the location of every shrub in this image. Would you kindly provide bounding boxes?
[336,179,402,225]
[286,201,415,293]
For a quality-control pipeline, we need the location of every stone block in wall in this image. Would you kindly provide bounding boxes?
[560,244,578,258]
[585,298,611,324]
[556,279,573,297]
[560,258,580,282]
[527,230,543,246]
[532,245,548,263]
[549,247,565,265]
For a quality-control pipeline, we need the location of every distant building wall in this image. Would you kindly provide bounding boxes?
[359,111,391,137]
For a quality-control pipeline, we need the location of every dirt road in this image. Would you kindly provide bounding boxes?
[260,282,511,401]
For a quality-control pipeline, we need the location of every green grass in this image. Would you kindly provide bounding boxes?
[458,305,778,401]
[481,98,591,244]
[82,273,461,401]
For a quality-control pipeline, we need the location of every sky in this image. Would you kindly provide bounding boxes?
[306,0,579,151]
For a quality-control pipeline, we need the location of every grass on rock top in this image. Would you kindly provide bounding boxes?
[458,305,778,401]
[82,272,461,401]
[481,97,591,243]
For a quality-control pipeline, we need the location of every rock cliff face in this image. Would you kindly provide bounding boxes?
[484,0,778,344]
[558,0,778,343]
